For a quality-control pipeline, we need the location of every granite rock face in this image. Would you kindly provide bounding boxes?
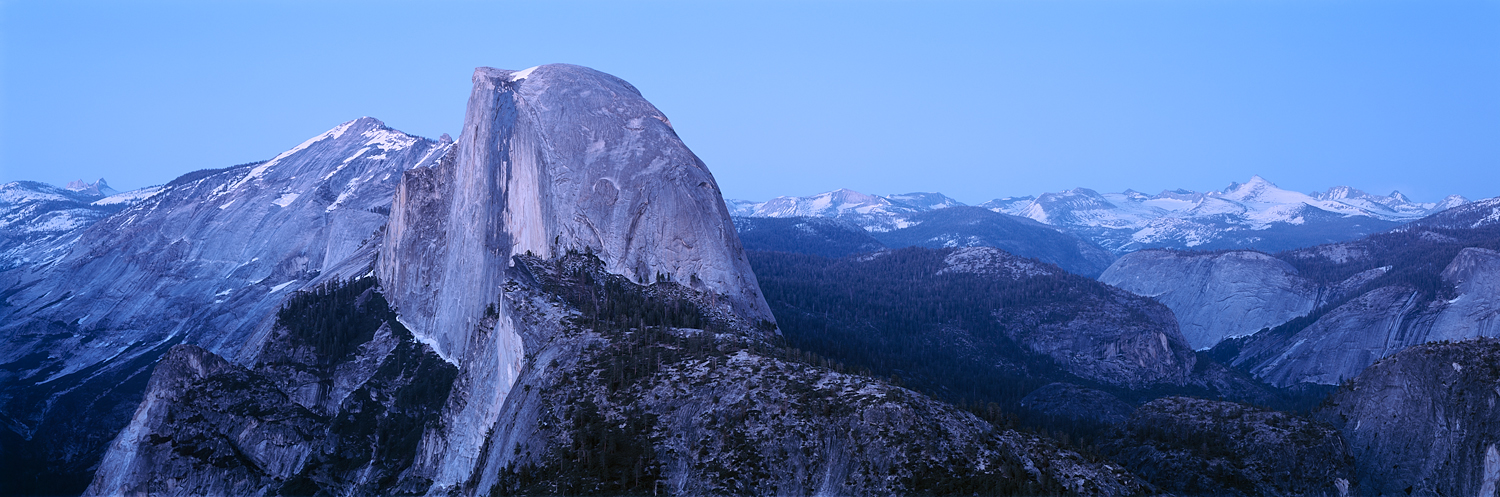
[1316,339,1500,497]
[379,64,772,364]
[376,65,774,492]
[0,117,447,494]
[86,345,324,497]
[1224,247,1500,388]
[1108,202,1500,389]
[1100,249,1321,349]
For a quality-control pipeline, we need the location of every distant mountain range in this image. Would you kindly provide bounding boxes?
[0,180,161,270]
[730,176,1470,254]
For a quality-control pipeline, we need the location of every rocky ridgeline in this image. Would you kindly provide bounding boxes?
[750,245,1197,395]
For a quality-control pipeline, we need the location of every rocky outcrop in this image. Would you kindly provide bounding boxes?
[64,178,119,197]
[86,345,324,497]
[1316,339,1500,497]
[992,262,1197,389]
[0,117,447,494]
[1099,249,1321,350]
[1104,397,1355,497]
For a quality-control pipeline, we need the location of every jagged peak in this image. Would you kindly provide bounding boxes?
[1318,185,1368,201]
[63,178,117,197]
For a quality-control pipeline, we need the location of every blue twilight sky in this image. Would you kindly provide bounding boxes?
[1,0,1497,204]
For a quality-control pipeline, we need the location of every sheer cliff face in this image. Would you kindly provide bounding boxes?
[376,65,775,493]
[380,65,772,364]
[1099,250,1320,350]
[1317,339,1500,497]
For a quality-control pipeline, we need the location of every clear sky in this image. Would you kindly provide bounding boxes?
[2,0,1497,204]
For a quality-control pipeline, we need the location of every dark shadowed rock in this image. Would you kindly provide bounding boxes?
[87,279,457,497]
[732,216,885,258]
[1103,397,1355,497]
[1020,383,1135,427]
[751,246,1196,395]
[872,206,1117,277]
[87,344,324,497]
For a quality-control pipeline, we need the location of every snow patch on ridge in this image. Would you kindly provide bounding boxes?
[93,186,163,206]
[221,120,357,194]
[272,192,300,208]
[396,315,455,366]
[509,66,539,81]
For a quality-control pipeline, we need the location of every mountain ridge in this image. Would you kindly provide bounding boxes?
[730,177,1470,254]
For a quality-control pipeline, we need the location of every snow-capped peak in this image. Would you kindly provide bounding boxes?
[1216,175,1294,204]
[730,178,1473,254]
